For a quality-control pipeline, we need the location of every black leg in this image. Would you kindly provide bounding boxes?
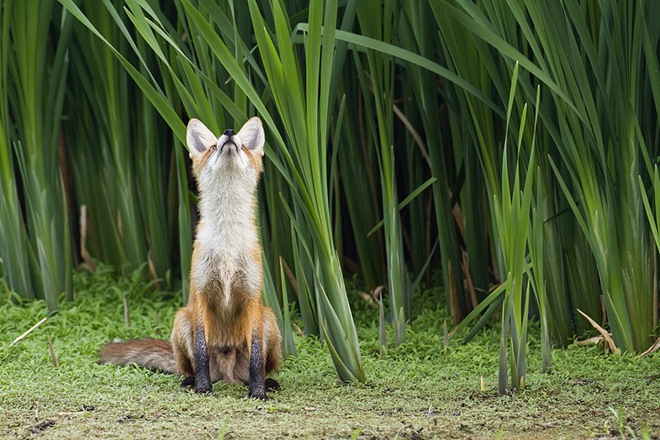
[193,323,212,394]
[248,330,266,399]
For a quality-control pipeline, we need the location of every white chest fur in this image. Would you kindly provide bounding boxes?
[191,168,262,307]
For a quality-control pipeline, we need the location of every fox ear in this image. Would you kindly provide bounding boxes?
[237,117,265,156]
[187,119,217,159]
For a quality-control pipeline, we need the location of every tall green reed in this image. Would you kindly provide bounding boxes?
[0,0,33,300]
[247,0,364,380]
[439,0,657,354]
[493,64,545,392]
[402,0,472,323]
[2,0,74,310]
[355,0,408,345]
[66,0,150,274]
[335,68,386,292]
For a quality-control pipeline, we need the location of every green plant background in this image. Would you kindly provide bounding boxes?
[1,0,659,391]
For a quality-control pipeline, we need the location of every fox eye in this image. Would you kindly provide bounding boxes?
[210,145,217,152]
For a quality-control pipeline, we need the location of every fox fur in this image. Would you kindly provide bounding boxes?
[100,117,282,399]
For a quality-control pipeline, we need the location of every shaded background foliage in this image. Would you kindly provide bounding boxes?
[1,0,658,390]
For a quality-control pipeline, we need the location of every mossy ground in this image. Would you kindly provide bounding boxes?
[1,266,659,439]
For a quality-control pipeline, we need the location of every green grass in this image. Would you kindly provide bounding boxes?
[1,267,659,439]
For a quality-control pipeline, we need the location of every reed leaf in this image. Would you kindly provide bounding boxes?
[355,0,408,345]
[0,0,33,300]
[5,0,74,309]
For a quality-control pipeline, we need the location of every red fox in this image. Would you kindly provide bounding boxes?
[100,117,282,399]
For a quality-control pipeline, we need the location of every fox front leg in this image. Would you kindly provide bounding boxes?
[248,330,267,399]
[193,323,212,393]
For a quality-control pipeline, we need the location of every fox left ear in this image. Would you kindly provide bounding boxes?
[187,119,217,159]
[237,117,265,156]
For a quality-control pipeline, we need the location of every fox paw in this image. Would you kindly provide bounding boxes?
[180,376,212,394]
[180,376,194,388]
[195,385,212,394]
[248,384,267,400]
[265,378,281,392]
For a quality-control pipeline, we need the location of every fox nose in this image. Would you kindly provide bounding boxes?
[223,129,235,137]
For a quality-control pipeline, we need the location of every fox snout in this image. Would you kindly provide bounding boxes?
[218,129,240,153]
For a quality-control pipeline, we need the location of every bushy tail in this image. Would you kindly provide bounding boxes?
[99,338,177,374]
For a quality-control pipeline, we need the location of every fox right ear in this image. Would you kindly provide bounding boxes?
[187,119,217,159]
[237,117,265,156]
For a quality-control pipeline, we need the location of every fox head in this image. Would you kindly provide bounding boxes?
[186,117,265,189]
